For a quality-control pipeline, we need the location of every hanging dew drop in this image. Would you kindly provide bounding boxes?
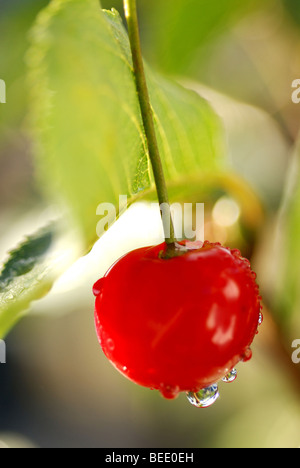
[222,368,237,383]
[186,384,219,408]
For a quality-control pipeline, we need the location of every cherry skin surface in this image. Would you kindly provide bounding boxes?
[94,241,262,399]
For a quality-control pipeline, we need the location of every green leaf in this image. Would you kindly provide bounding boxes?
[0,228,53,291]
[27,0,229,248]
[0,225,55,338]
[0,220,81,338]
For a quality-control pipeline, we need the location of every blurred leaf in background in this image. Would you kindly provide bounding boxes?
[101,0,261,74]
[282,0,300,27]
[101,0,297,120]
[0,0,49,214]
[270,142,300,336]
[0,0,49,149]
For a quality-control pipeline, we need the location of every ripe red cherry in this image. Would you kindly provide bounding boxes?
[93,240,262,400]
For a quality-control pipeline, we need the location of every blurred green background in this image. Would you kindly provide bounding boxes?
[1,0,300,448]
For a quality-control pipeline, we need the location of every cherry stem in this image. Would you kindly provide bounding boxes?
[123,0,176,247]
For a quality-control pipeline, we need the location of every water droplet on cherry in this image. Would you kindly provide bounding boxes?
[231,249,241,257]
[93,278,105,297]
[241,348,252,362]
[106,338,115,351]
[222,368,237,383]
[159,383,180,399]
